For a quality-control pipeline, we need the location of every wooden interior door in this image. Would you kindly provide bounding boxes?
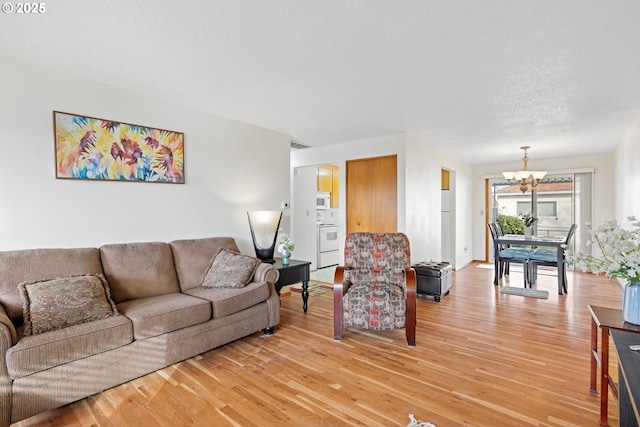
[346,155,397,234]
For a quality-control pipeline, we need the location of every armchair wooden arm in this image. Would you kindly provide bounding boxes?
[405,268,417,347]
[333,266,346,340]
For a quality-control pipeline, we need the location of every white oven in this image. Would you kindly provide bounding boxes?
[318,225,339,268]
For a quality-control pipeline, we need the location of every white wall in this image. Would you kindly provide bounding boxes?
[292,134,475,269]
[472,153,615,261]
[615,117,640,223]
[0,57,291,253]
[292,165,318,269]
[405,136,474,269]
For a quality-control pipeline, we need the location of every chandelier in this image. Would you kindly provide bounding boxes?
[502,146,547,193]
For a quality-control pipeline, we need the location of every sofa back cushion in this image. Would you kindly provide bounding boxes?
[169,237,241,291]
[100,242,180,303]
[0,248,103,323]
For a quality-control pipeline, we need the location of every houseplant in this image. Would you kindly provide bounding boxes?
[572,217,640,324]
[277,233,295,265]
[520,212,538,238]
[496,214,524,235]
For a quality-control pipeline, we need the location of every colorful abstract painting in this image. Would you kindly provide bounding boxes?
[54,111,185,183]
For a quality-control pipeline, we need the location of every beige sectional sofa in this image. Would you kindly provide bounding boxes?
[0,237,280,426]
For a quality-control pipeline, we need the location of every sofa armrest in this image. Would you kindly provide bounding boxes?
[254,263,280,329]
[0,304,13,427]
[253,262,279,286]
[0,305,16,347]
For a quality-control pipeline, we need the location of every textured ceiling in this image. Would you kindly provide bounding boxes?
[2,0,640,164]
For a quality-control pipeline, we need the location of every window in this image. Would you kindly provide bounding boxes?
[517,201,558,217]
[488,171,593,261]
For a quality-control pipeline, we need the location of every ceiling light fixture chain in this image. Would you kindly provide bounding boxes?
[502,146,547,193]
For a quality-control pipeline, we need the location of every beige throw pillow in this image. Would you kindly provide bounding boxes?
[201,249,259,288]
[19,274,118,336]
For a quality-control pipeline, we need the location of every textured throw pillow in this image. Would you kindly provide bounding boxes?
[201,249,260,288]
[19,274,118,336]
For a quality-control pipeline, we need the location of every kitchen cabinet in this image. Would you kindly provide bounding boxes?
[317,164,339,208]
[441,169,450,190]
[317,166,333,193]
[331,167,339,208]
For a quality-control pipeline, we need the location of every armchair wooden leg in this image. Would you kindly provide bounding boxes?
[333,286,344,341]
[406,323,416,348]
[334,318,343,340]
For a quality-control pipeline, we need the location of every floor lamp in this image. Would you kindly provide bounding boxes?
[247,210,282,263]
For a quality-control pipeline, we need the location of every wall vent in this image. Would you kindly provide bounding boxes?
[290,140,309,150]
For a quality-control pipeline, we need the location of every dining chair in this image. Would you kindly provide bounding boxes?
[494,223,511,275]
[527,224,577,293]
[333,232,417,347]
[488,223,532,287]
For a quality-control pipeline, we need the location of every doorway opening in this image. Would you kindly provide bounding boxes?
[441,168,456,267]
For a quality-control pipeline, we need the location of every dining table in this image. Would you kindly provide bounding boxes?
[495,234,568,295]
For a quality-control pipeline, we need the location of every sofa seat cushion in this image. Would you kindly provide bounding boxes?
[6,314,132,379]
[185,281,270,319]
[116,293,211,340]
[343,282,407,331]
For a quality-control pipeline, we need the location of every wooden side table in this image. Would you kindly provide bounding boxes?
[588,305,640,426]
[273,258,311,313]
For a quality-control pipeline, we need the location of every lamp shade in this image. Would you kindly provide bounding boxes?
[247,210,282,263]
[530,171,547,180]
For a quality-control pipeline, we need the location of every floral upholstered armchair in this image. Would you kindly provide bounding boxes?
[333,232,417,347]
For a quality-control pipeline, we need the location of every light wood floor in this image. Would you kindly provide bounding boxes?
[14,262,623,427]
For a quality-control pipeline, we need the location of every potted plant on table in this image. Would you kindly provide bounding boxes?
[572,216,640,325]
[520,212,538,239]
[277,233,295,265]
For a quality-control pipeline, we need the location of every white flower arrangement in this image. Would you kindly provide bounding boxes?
[572,216,640,285]
[277,233,295,254]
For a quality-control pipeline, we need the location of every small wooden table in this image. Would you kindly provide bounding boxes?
[588,305,640,426]
[274,258,311,313]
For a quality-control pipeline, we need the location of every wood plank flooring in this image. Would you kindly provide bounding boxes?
[13,262,624,426]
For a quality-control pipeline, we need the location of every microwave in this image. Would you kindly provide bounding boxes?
[316,192,330,210]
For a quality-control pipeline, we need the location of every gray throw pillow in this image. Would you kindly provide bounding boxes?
[201,249,259,288]
[19,274,118,336]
